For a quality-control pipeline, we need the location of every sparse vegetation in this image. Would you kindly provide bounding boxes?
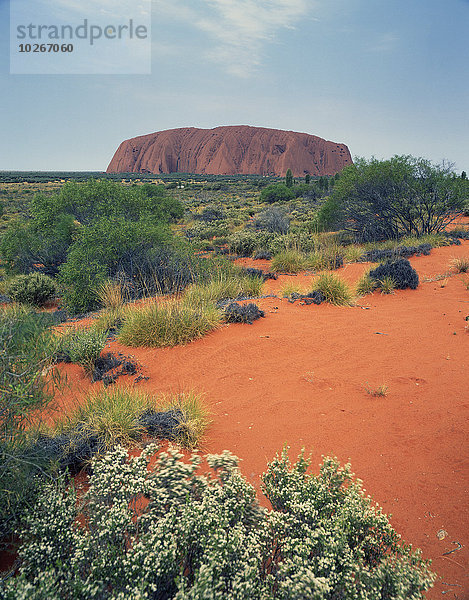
[366,383,389,397]
[451,256,469,273]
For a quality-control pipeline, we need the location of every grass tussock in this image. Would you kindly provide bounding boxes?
[157,391,211,449]
[312,273,354,306]
[451,256,469,274]
[379,276,397,294]
[271,250,308,274]
[355,270,378,297]
[58,387,154,449]
[184,272,264,304]
[92,307,126,334]
[118,297,222,348]
[97,280,125,310]
[55,387,210,450]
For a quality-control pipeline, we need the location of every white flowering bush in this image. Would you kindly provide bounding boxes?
[1,446,435,599]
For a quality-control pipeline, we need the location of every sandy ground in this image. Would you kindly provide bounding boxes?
[40,241,469,598]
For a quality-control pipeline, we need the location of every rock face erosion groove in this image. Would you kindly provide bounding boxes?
[107,125,352,177]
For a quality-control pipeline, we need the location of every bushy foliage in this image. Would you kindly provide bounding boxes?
[8,273,57,307]
[2,446,435,599]
[227,230,275,257]
[369,259,419,290]
[318,156,467,241]
[260,183,296,203]
[57,327,107,371]
[254,207,290,234]
[0,307,58,543]
[361,244,432,263]
[0,180,187,314]
[224,302,265,324]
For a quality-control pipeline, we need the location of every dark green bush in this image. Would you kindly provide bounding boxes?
[8,273,57,306]
[369,258,419,290]
[260,183,296,203]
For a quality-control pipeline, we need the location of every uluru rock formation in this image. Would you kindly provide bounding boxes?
[106,125,352,177]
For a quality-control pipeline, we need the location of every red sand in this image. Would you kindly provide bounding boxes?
[44,242,469,597]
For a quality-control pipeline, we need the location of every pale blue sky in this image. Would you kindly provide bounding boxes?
[1,0,468,171]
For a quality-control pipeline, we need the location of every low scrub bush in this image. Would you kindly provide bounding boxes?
[224,302,265,324]
[369,259,419,290]
[118,298,221,348]
[361,243,432,263]
[313,272,354,305]
[227,230,274,257]
[288,290,325,305]
[241,267,277,281]
[4,446,435,598]
[8,273,56,307]
[57,327,107,372]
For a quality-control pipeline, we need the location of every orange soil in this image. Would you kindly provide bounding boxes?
[46,243,469,597]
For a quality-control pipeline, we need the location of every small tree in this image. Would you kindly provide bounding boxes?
[305,173,311,185]
[285,168,293,188]
[318,156,467,241]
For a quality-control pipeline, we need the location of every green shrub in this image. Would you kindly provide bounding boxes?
[118,298,221,348]
[260,182,296,203]
[4,446,435,599]
[8,273,57,307]
[0,308,59,545]
[313,272,354,305]
[58,328,107,372]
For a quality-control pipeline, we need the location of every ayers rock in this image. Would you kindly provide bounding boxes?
[106,125,352,177]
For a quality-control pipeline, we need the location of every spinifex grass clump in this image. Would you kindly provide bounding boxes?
[184,272,264,305]
[355,270,378,296]
[271,250,308,273]
[29,389,210,476]
[224,302,265,324]
[5,446,436,598]
[369,258,419,290]
[312,272,354,306]
[118,297,221,348]
[451,256,469,273]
